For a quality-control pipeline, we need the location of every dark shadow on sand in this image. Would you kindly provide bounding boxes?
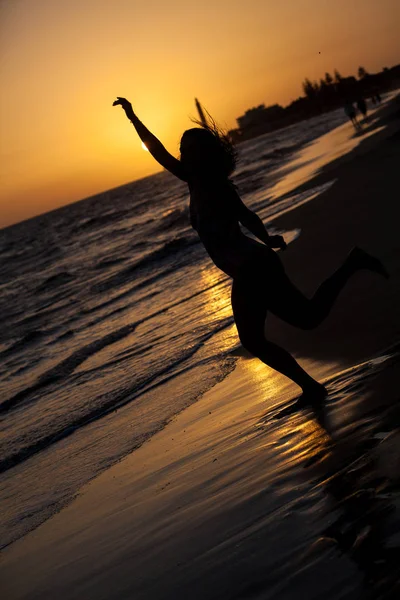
[260,346,400,597]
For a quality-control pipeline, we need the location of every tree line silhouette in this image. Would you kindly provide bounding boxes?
[230,63,400,141]
[301,66,378,107]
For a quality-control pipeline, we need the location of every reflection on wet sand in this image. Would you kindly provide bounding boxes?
[320,438,400,597]
[253,346,400,597]
[279,350,400,597]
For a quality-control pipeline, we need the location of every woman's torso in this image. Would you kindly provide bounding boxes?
[188,178,263,278]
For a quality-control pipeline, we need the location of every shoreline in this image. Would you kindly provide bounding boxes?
[271,92,400,206]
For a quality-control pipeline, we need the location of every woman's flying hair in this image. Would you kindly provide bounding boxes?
[189,106,238,178]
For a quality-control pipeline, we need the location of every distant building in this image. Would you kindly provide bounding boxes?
[237,104,284,130]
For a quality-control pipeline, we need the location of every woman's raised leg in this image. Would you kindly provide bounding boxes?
[230,246,387,406]
[266,247,388,330]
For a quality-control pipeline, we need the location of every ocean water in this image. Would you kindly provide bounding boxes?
[0,106,375,548]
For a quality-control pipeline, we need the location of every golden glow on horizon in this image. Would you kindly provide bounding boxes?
[1,0,399,227]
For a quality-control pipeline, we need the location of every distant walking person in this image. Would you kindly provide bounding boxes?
[356,97,368,120]
[344,101,362,131]
[113,97,388,412]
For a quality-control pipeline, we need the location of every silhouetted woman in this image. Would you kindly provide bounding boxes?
[113,97,387,409]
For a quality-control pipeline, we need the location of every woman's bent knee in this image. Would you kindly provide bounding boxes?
[290,304,323,330]
[238,332,268,356]
[298,315,320,330]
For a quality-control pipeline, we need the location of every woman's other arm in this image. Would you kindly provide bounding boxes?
[234,192,286,250]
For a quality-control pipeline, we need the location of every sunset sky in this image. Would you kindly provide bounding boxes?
[1,0,399,227]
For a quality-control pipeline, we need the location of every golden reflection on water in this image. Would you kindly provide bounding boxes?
[246,351,332,470]
[199,266,232,319]
[241,356,284,399]
[254,408,330,473]
[290,419,329,460]
[198,266,239,353]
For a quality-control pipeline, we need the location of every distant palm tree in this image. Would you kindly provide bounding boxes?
[334,69,343,84]
[319,78,327,89]
[358,66,369,79]
[302,78,316,99]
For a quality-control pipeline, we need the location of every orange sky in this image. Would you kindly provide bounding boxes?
[1,0,399,228]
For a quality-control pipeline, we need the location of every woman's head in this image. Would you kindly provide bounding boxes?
[180,122,237,179]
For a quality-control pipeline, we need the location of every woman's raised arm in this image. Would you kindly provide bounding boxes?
[113,97,187,181]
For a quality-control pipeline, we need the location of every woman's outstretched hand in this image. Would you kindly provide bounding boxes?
[268,235,287,251]
[113,97,135,120]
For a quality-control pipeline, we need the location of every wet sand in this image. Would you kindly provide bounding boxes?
[1,98,400,599]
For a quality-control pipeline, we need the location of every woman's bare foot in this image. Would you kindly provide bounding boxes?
[296,382,328,411]
[349,247,389,279]
[274,382,327,420]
